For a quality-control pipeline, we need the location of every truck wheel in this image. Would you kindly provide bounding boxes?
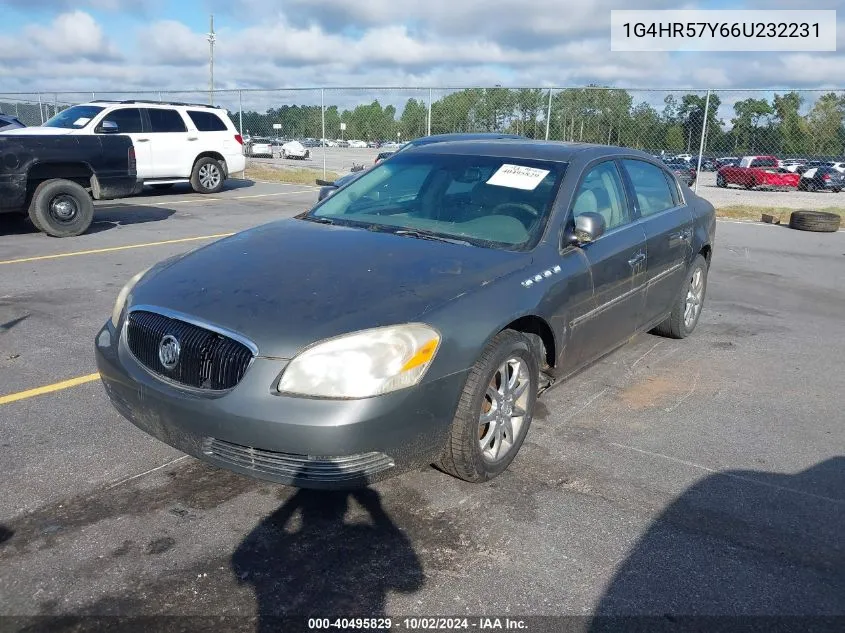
[190,157,225,194]
[28,179,94,238]
[788,210,841,233]
[436,330,538,483]
[716,174,726,188]
[652,254,709,340]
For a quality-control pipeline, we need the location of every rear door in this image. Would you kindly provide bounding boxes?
[621,159,693,328]
[186,109,237,158]
[141,108,192,178]
[564,160,648,369]
[95,107,151,179]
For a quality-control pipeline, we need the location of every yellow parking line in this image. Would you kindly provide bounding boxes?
[0,233,234,266]
[0,373,100,406]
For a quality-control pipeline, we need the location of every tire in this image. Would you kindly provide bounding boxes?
[807,181,817,192]
[716,174,726,188]
[150,184,174,191]
[190,157,225,194]
[437,330,538,483]
[833,188,842,193]
[788,210,841,233]
[27,179,93,238]
[652,254,709,340]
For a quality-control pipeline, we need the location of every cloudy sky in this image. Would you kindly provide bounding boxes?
[0,0,843,103]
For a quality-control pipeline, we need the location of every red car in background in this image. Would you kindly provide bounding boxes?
[716,155,800,190]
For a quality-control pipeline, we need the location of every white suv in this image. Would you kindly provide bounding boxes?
[2,100,245,194]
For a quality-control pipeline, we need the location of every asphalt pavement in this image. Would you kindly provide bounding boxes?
[0,181,843,630]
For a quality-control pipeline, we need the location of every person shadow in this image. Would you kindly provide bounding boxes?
[231,467,424,632]
[589,457,845,632]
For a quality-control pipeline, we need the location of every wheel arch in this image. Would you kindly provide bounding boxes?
[494,314,556,371]
[192,151,228,177]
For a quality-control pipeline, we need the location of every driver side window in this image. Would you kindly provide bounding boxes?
[572,161,630,232]
[98,108,143,134]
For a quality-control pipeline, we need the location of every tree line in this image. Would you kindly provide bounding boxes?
[234,87,845,158]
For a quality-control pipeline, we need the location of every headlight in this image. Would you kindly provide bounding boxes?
[277,324,441,398]
[110,266,151,327]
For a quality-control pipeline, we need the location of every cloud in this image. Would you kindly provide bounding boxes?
[24,11,122,62]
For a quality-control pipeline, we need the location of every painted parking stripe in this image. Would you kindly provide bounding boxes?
[0,233,234,266]
[0,373,100,406]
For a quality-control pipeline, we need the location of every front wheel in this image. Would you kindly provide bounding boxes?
[190,157,225,194]
[437,330,538,483]
[28,179,94,238]
[652,254,709,339]
[716,174,726,188]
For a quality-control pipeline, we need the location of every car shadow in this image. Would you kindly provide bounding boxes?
[0,205,176,236]
[137,178,255,197]
[231,470,424,631]
[588,457,844,630]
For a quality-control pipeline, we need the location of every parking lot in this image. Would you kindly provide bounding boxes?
[1,180,843,626]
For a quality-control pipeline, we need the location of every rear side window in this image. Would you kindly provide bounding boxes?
[622,159,676,217]
[146,108,187,133]
[187,110,228,132]
[100,108,143,134]
[750,157,776,168]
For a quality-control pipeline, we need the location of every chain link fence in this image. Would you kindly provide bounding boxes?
[2,87,844,183]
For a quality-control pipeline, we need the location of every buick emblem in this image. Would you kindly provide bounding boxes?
[158,334,181,370]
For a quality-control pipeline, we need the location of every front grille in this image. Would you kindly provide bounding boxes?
[203,437,395,483]
[126,310,254,390]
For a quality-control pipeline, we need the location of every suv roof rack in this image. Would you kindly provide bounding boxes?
[88,99,223,109]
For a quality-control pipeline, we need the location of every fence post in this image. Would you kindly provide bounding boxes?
[54,93,58,118]
[238,91,245,178]
[158,91,163,103]
[545,89,552,141]
[694,89,711,195]
[427,88,432,136]
[321,88,326,179]
[37,93,44,124]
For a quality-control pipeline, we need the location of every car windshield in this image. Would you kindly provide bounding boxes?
[42,105,105,129]
[307,152,566,250]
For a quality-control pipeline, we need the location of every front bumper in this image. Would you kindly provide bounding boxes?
[94,320,467,489]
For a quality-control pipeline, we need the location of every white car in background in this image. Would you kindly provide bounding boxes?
[247,138,275,158]
[825,161,845,173]
[2,100,245,194]
[281,140,310,159]
[347,139,368,148]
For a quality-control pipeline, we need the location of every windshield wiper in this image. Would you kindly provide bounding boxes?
[303,216,336,225]
[391,229,472,246]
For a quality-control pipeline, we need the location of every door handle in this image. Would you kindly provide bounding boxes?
[670,229,691,242]
[628,252,646,267]
[136,138,150,142]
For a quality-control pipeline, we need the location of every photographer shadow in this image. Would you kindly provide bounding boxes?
[231,468,424,632]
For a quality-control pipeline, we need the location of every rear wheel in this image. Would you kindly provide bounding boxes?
[190,157,225,194]
[28,179,94,238]
[652,255,709,339]
[437,330,538,483]
[716,174,726,188]
[807,181,818,192]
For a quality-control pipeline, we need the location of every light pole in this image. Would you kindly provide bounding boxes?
[207,15,216,105]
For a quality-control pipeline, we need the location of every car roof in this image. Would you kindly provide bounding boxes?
[400,139,655,163]
[407,133,527,146]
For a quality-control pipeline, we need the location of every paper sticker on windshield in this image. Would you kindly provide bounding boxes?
[73,117,91,127]
[486,164,550,190]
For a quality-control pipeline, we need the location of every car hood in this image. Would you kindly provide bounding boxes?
[0,126,74,136]
[130,218,531,359]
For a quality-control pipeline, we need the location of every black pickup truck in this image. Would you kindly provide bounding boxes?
[0,134,141,237]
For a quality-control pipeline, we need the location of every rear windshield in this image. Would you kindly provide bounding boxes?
[43,105,105,129]
[308,152,566,251]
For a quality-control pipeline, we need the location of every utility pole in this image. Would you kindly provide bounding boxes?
[207,15,216,105]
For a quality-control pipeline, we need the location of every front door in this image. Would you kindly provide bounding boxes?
[141,108,193,179]
[564,160,648,369]
[620,159,693,327]
[95,107,151,179]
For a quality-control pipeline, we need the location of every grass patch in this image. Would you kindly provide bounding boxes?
[239,165,340,185]
[716,205,845,223]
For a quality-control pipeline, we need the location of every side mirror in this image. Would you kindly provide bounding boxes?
[99,120,119,134]
[566,212,606,246]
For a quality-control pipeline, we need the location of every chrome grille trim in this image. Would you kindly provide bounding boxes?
[125,306,255,391]
[202,438,395,482]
